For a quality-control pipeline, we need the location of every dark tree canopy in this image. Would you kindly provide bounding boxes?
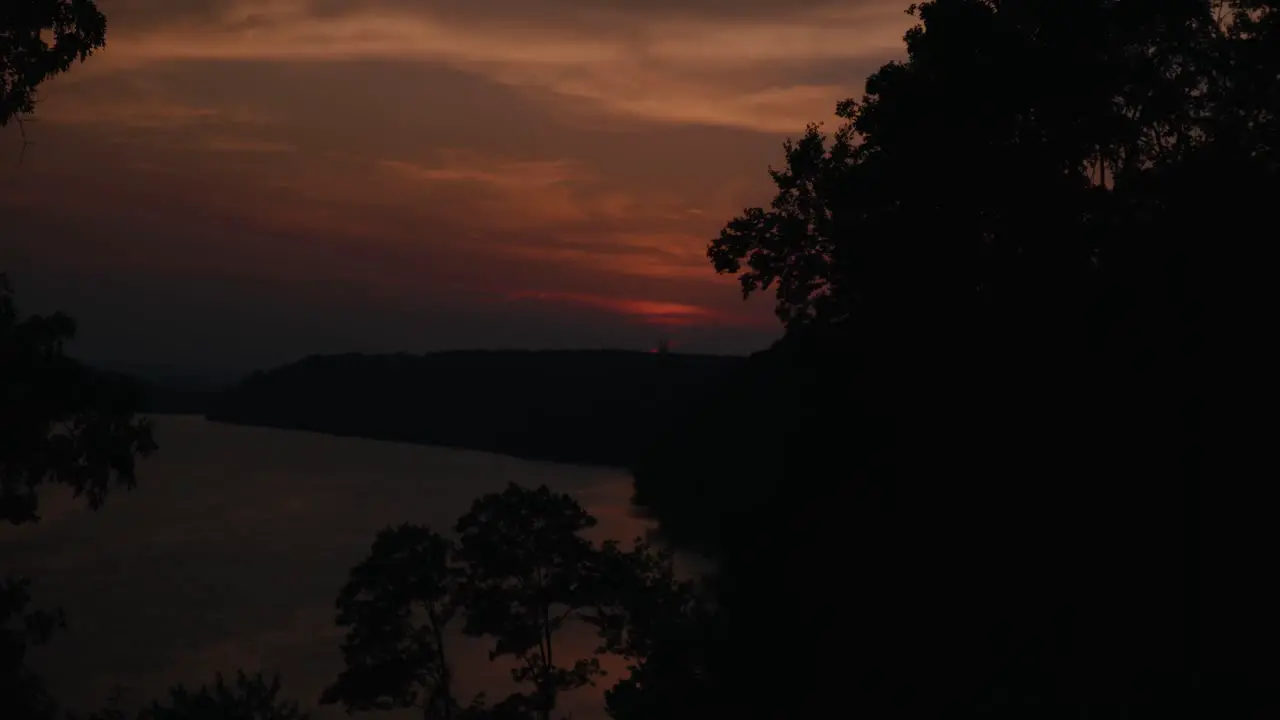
[140,672,309,720]
[0,0,107,126]
[2,275,156,719]
[588,540,706,720]
[1,274,157,526]
[321,524,461,718]
[325,487,696,720]
[638,1,1278,717]
[708,0,1272,336]
[454,484,604,720]
[0,576,63,720]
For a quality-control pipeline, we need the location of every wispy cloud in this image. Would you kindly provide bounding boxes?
[372,150,711,236]
[88,0,912,132]
[29,81,291,155]
[378,153,583,190]
[506,231,714,282]
[642,9,910,65]
[201,137,297,153]
[7,0,891,357]
[38,96,263,129]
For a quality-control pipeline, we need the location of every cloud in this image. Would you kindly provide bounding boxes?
[38,95,260,129]
[27,76,293,155]
[506,232,714,283]
[99,2,629,66]
[109,0,891,31]
[361,149,729,284]
[12,0,882,360]
[89,0,913,132]
[642,9,911,66]
[377,153,584,190]
[371,148,713,238]
[200,136,296,153]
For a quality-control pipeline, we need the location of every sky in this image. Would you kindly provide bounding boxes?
[1,0,913,377]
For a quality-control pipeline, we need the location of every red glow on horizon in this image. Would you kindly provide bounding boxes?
[511,291,719,327]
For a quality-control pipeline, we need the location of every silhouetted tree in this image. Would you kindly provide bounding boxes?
[64,687,139,720]
[588,540,706,720]
[2,275,156,718]
[455,692,537,720]
[327,490,706,720]
[635,1,1279,717]
[1,0,107,126]
[321,524,462,719]
[454,484,604,720]
[5,9,156,714]
[140,672,308,720]
[60,675,308,720]
[708,0,1226,335]
[0,576,62,719]
[2,274,157,525]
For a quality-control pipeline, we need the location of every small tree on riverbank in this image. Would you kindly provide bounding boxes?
[322,524,462,719]
[325,483,694,720]
[454,484,604,720]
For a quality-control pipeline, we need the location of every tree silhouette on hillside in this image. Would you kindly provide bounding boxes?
[632,1,1277,717]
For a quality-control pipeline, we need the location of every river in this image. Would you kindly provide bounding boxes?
[0,415,655,719]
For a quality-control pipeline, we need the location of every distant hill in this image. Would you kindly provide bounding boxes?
[205,350,745,467]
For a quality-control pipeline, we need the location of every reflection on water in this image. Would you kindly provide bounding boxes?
[0,415,654,719]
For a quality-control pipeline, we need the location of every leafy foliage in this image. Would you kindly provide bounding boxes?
[2,275,156,717]
[588,540,706,720]
[0,575,64,720]
[321,524,461,718]
[454,484,604,720]
[1,274,158,526]
[0,0,107,125]
[707,0,1274,334]
[645,0,1280,717]
[66,688,134,720]
[140,672,308,720]
[325,485,700,720]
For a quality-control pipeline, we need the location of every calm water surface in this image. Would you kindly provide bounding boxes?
[0,415,655,719]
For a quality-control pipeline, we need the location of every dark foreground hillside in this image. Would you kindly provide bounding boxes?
[206,350,744,467]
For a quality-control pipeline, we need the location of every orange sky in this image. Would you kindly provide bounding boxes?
[0,0,912,374]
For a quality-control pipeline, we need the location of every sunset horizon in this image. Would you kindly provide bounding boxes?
[1,0,916,374]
